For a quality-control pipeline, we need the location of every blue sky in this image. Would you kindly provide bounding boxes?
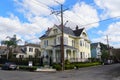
[0,0,120,48]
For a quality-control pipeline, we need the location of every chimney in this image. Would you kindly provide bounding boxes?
[47,27,50,31]
[76,25,79,30]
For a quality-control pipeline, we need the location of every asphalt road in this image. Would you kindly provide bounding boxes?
[0,64,120,80]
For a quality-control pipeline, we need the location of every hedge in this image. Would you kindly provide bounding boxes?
[52,64,62,71]
[73,62,101,68]
[65,64,75,70]
[52,62,101,71]
[19,66,37,71]
[0,64,3,67]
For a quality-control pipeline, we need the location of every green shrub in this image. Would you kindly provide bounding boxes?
[52,64,62,71]
[65,64,75,70]
[74,62,101,68]
[65,59,70,64]
[19,66,37,71]
[0,64,3,67]
[52,62,101,70]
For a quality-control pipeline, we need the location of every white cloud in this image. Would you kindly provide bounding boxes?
[14,0,100,29]
[93,21,120,48]
[64,2,99,30]
[94,0,120,18]
[0,14,53,44]
[92,36,107,44]
[91,0,120,48]
[0,0,100,45]
[14,0,65,19]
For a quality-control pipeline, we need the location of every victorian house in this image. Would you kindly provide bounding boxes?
[40,25,91,63]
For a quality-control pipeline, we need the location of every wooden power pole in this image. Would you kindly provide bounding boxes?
[106,35,110,59]
[60,4,64,71]
[52,1,68,71]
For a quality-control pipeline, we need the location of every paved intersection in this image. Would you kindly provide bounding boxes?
[0,64,120,80]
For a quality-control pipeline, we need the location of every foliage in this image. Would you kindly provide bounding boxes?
[73,62,101,68]
[100,43,108,50]
[99,42,110,61]
[0,58,41,66]
[1,34,21,59]
[0,64,3,67]
[52,62,101,71]
[1,35,21,47]
[65,59,70,64]
[101,49,109,61]
[19,66,37,71]
[52,63,62,71]
[65,64,75,70]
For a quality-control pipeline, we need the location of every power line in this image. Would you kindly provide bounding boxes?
[79,16,120,27]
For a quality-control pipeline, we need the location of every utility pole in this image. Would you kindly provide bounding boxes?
[106,35,110,60]
[106,35,109,50]
[52,1,68,71]
[60,4,64,71]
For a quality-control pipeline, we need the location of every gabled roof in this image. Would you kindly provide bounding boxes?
[40,25,84,39]
[73,28,84,36]
[25,43,40,47]
[91,43,100,48]
[56,25,75,36]
[13,46,26,54]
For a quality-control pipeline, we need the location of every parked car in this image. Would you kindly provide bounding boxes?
[103,60,113,65]
[2,62,18,70]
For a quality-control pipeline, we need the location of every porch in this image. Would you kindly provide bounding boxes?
[43,45,78,63]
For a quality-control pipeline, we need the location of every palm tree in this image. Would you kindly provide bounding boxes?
[1,34,21,59]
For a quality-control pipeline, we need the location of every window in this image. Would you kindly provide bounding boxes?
[29,48,33,52]
[80,41,82,46]
[64,37,68,45]
[58,37,60,44]
[80,52,82,59]
[82,32,87,37]
[83,41,84,46]
[29,55,33,58]
[19,55,24,58]
[53,29,58,34]
[44,40,48,47]
[54,39,56,45]
[72,40,75,47]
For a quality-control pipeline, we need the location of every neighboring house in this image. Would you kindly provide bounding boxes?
[0,43,41,58]
[40,25,91,63]
[0,46,8,58]
[15,43,41,58]
[91,43,101,60]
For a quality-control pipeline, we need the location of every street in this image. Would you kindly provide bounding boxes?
[0,64,120,80]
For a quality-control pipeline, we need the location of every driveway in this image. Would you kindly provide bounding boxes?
[0,64,120,80]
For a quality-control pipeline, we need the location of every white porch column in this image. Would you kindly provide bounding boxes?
[71,50,74,62]
[64,48,67,60]
[76,50,79,62]
[53,48,56,62]
[71,50,73,58]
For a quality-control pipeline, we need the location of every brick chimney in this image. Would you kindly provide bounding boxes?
[47,27,50,31]
[76,25,79,30]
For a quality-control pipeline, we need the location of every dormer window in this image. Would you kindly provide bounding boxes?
[82,32,87,37]
[53,29,58,34]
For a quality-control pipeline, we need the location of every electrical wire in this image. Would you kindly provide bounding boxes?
[79,16,120,27]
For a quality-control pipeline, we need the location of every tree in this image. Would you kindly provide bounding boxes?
[1,34,21,59]
[101,49,109,61]
[100,43,109,62]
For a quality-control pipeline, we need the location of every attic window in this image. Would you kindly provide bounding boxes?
[53,29,58,34]
[82,32,87,37]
